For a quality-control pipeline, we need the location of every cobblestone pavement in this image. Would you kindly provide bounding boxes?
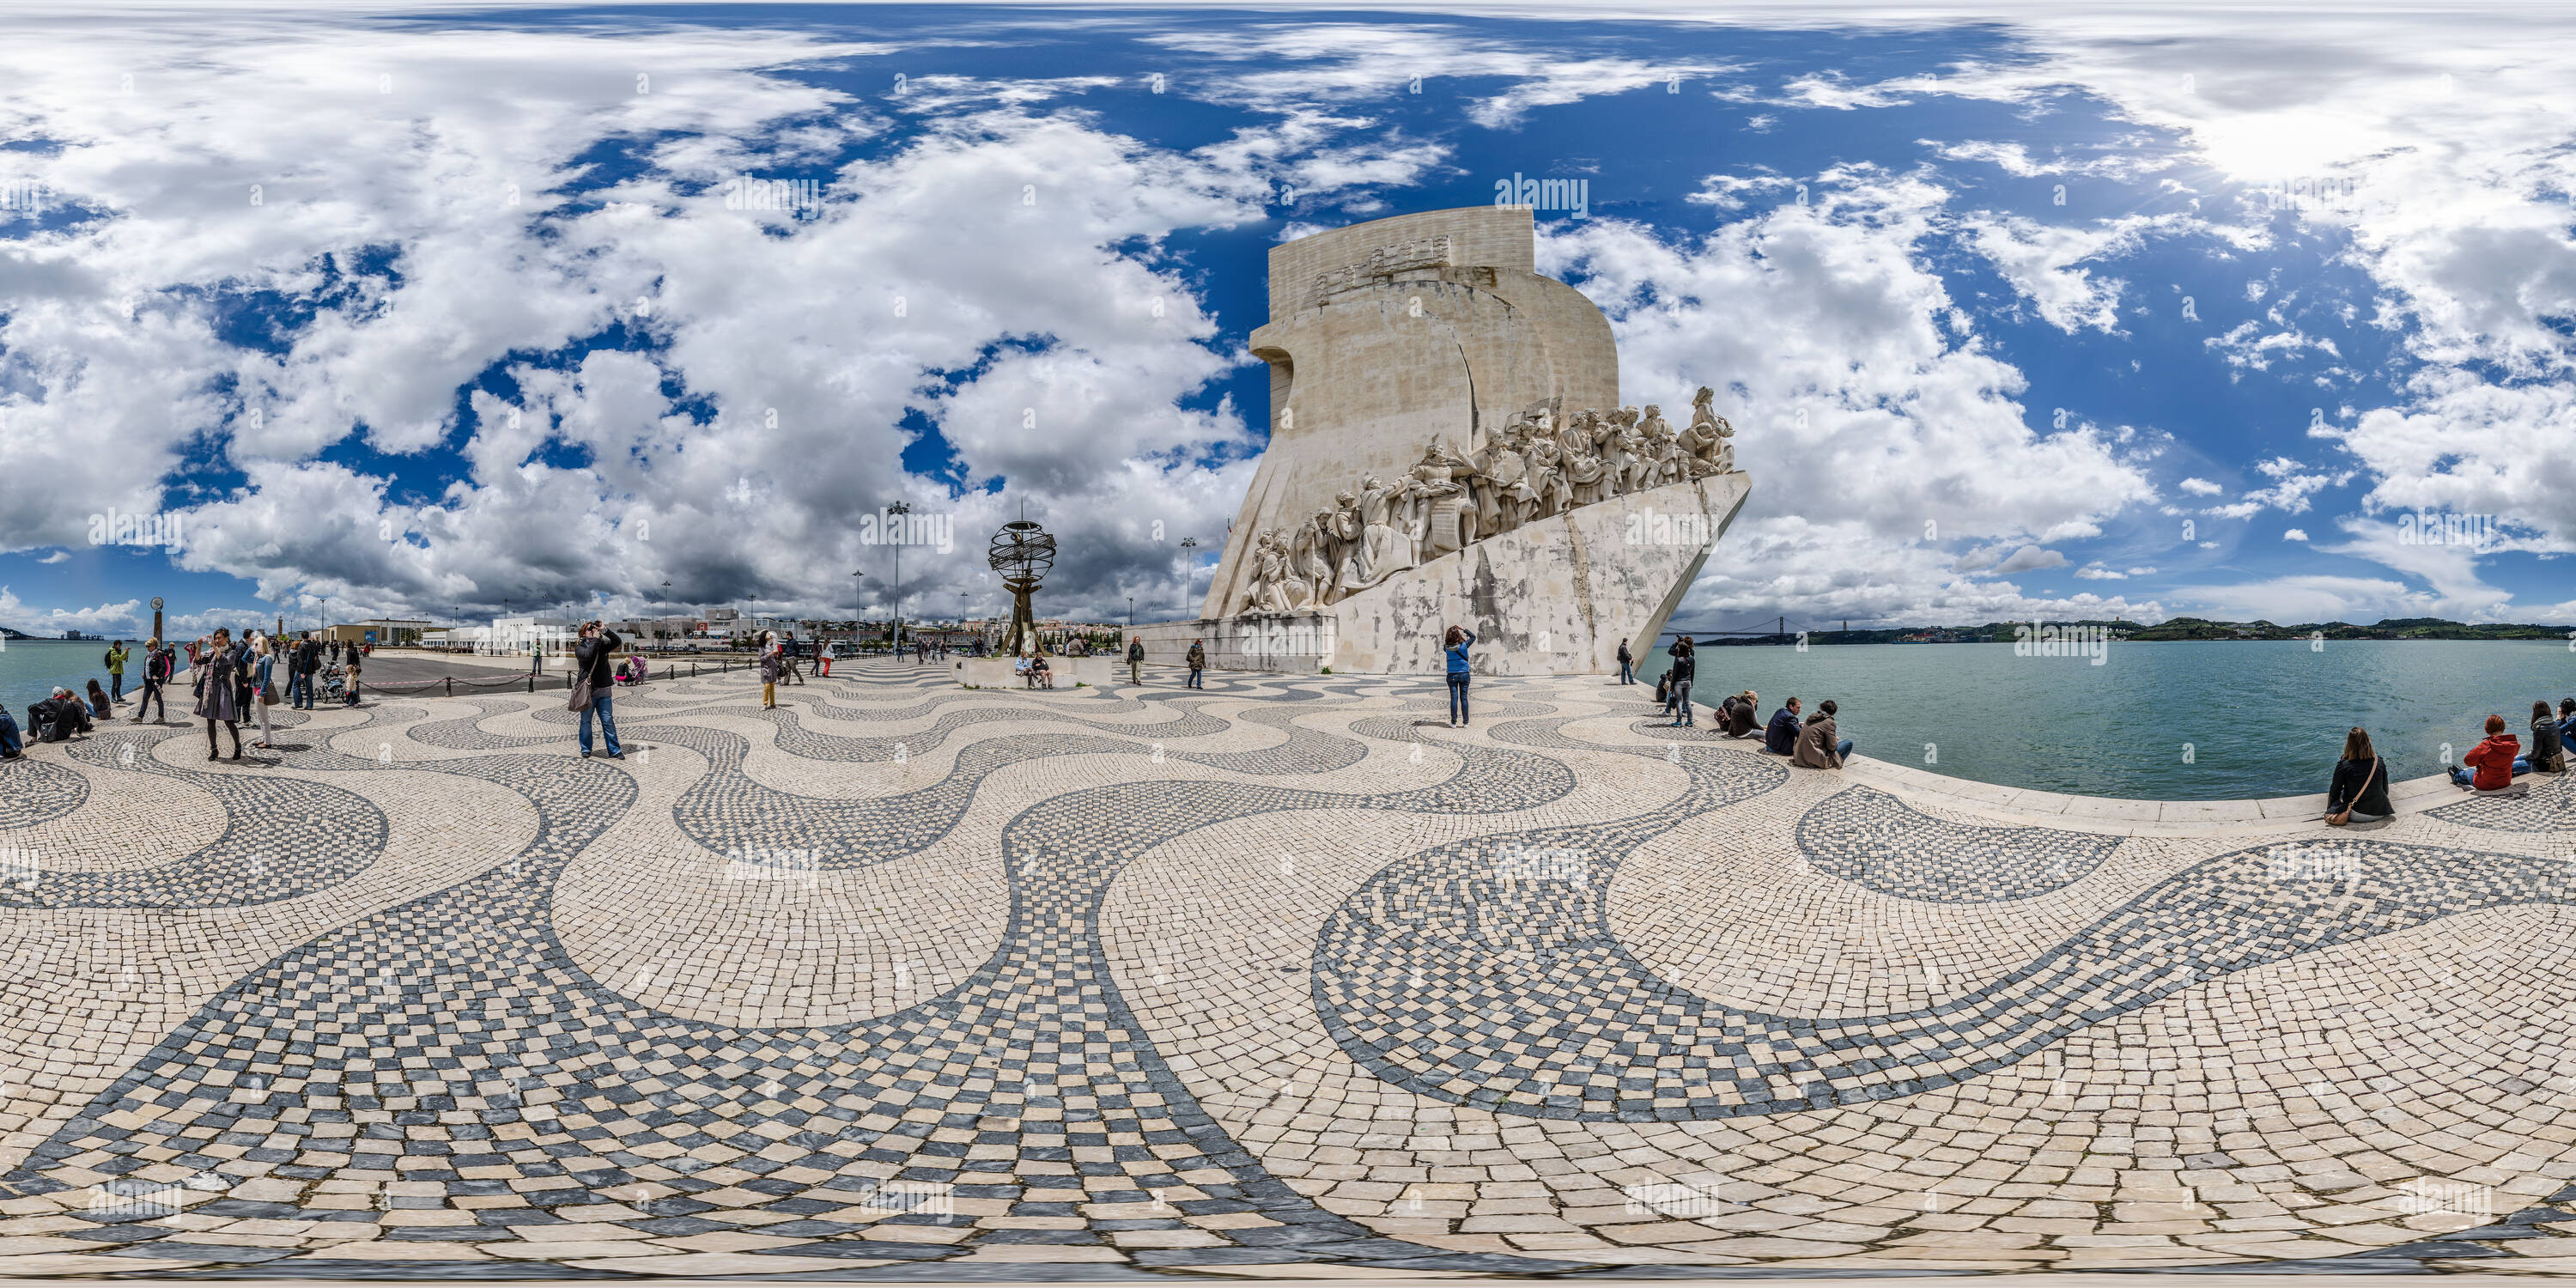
[4,661,2576,1279]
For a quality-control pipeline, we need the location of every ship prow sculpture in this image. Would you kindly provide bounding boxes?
[1134,204,1751,676]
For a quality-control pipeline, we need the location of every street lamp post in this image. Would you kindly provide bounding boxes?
[884,500,911,657]
[851,569,865,653]
[1177,536,1198,617]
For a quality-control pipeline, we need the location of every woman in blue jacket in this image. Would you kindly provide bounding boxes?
[1444,626,1475,727]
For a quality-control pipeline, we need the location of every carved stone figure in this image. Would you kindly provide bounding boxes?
[1247,528,1295,614]
[1612,414,1654,495]
[1402,440,1473,559]
[1473,431,1528,536]
[1338,474,1415,592]
[1297,509,1338,606]
[1523,433,1569,519]
[1687,385,1735,475]
[1228,386,1738,616]
[1565,440,1608,507]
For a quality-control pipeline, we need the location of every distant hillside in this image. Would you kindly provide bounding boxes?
[1692,617,2575,645]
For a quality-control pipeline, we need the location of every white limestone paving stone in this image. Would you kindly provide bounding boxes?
[0,661,2571,1276]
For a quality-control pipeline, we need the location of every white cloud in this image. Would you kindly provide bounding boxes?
[2178,477,2223,495]
[2282,528,2309,541]
[0,17,1472,627]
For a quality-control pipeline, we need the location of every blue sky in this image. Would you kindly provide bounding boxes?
[3,3,2573,638]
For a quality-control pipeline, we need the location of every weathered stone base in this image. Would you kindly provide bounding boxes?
[1126,613,1338,673]
[954,656,1121,688]
[1132,472,1750,677]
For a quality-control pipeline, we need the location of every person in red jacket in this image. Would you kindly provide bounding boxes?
[2450,714,2528,790]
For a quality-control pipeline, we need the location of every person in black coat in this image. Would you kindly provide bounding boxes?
[572,621,625,758]
[1662,637,1697,726]
[2325,726,2394,824]
[1764,697,1803,755]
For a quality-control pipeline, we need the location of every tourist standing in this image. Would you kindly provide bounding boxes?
[131,638,170,724]
[1663,637,1696,726]
[1127,636,1145,685]
[193,627,243,761]
[291,632,319,708]
[2324,726,2392,825]
[247,634,278,750]
[758,630,781,709]
[1793,699,1852,769]
[342,639,363,705]
[1615,638,1634,685]
[1185,638,1206,689]
[1444,625,1475,727]
[817,639,835,677]
[104,641,130,703]
[1764,697,1803,755]
[781,635,806,685]
[573,620,625,759]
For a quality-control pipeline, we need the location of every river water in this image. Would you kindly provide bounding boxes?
[1643,639,2576,800]
[0,639,184,717]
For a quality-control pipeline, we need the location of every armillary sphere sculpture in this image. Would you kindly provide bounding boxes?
[987,519,1055,657]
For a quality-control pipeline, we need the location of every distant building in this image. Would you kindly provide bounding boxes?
[322,618,431,646]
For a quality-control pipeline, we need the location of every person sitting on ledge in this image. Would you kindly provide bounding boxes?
[2324,726,2393,826]
[1722,690,1760,738]
[1031,655,1054,690]
[1014,654,1034,688]
[2450,714,2527,790]
[2558,697,2576,746]
[1763,696,1802,755]
[1792,699,1853,769]
[2530,700,2567,774]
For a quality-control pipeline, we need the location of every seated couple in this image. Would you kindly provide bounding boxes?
[1758,696,1853,769]
[1014,655,1055,689]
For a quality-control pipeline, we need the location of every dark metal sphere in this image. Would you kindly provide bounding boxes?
[987,519,1055,585]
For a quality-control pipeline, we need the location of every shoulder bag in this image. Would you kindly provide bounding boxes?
[2326,756,2379,825]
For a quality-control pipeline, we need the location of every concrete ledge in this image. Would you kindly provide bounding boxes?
[955,657,1121,689]
[1841,756,2482,838]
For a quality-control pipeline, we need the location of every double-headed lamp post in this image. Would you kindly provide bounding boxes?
[1177,536,1198,615]
[851,569,865,653]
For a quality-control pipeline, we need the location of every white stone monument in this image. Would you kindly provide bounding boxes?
[1133,205,1749,676]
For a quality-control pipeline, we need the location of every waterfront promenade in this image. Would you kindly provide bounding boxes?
[1,662,2573,1278]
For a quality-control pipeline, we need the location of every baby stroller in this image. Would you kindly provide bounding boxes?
[318,663,350,705]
